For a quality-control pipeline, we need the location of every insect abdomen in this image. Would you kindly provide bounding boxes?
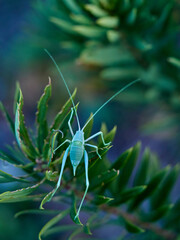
[70,141,84,167]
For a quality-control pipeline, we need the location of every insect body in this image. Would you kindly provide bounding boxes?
[43,49,140,220]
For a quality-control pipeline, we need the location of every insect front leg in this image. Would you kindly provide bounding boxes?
[48,129,64,166]
[85,143,101,159]
[53,139,71,153]
[85,131,111,146]
[48,145,70,201]
[74,150,89,220]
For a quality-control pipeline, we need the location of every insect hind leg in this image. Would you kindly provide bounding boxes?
[48,145,70,201]
[74,150,89,220]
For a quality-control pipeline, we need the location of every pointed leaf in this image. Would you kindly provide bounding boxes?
[36,78,51,153]
[151,164,180,210]
[110,186,146,206]
[134,148,151,186]
[0,179,44,203]
[129,166,170,211]
[126,8,137,25]
[13,82,21,114]
[85,4,108,17]
[98,126,117,148]
[84,113,94,139]
[117,142,141,192]
[62,0,82,14]
[110,149,131,170]
[50,89,77,130]
[39,209,70,240]
[0,170,29,183]
[43,225,78,237]
[119,217,145,233]
[70,194,83,225]
[168,57,180,68]
[92,195,114,205]
[83,223,92,235]
[15,89,38,160]
[142,204,173,222]
[15,209,58,218]
[0,101,14,134]
[89,169,119,191]
[40,189,55,210]
[0,149,24,165]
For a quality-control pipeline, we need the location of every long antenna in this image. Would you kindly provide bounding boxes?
[82,79,141,130]
[44,49,81,130]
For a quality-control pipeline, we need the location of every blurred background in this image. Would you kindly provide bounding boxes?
[0,0,180,239]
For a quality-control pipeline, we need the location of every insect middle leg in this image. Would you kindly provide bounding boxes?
[85,143,101,159]
[75,150,89,220]
[85,131,111,146]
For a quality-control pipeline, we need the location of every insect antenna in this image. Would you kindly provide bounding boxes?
[82,79,141,130]
[44,49,81,130]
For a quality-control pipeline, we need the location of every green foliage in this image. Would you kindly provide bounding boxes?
[0,82,179,240]
[11,0,180,144]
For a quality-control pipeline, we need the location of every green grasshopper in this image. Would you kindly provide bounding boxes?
[43,49,140,220]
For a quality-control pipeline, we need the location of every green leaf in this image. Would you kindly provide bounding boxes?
[77,146,111,178]
[97,16,119,28]
[73,25,106,38]
[0,101,15,134]
[101,67,139,80]
[50,89,77,130]
[83,113,94,139]
[117,142,141,192]
[43,225,78,237]
[70,194,83,225]
[85,4,108,17]
[110,149,131,170]
[15,89,38,160]
[129,166,170,211]
[68,228,82,240]
[142,204,173,222]
[0,179,44,203]
[15,209,58,218]
[134,148,151,186]
[126,8,137,25]
[98,126,117,148]
[110,186,146,206]
[89,169,119,191]
[0,170,29,183]
[151,164,180,210]
[36,78,51,153]
[0,194,44,203]
[83,223,92,235]
[62,0,82,14]
[92,195,114,205]
[80,46,133,66]
[107,30,120,42]
[13,82,21,114]
[120,217,145,233]
[39,209,70,240]
[50,17,76,35]
[168,57,180,68]
[0,149,24,165]
[40,189,55,210]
